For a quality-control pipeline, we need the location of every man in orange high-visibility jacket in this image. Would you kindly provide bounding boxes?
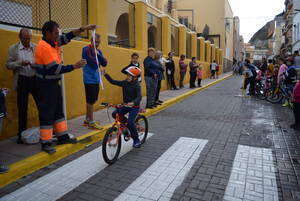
[34,21,96,154]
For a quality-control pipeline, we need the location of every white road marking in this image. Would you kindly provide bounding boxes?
[0,133,154,201]
[224,145,279,201]
[114,137,208,201]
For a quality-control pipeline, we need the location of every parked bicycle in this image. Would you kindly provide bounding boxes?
[101,103,148,164]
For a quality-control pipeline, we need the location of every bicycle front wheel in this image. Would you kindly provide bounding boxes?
[102,126,122,165]
[135,115,148,144]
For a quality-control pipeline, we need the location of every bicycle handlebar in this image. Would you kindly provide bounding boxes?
[100,102,132,108]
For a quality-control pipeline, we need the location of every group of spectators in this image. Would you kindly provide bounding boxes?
[241,50,300,131]
[143,50,210,109]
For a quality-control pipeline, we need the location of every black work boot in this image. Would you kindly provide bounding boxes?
[56,134,77,145]
[41,143,56,154]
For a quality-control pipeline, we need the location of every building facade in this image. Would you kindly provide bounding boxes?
[293,11,300,52]
[167,0,235,71]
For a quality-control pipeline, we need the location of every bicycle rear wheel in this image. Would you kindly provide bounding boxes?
[135,115,148,144]
[102,126,122,165]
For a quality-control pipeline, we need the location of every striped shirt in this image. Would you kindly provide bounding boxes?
[18,43,35,77]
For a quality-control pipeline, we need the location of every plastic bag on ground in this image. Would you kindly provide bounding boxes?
[21,127,40,144]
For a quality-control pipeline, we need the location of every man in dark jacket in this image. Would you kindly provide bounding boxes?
[165,52,177,90]
[245,59,257,95]
[143,48,158,109]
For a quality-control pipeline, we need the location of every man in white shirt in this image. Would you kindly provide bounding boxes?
[6,29,38,144]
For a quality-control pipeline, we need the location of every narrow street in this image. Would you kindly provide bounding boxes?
[1,76,300,201]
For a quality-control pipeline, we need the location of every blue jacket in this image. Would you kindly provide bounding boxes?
[143,56,157,77]
[152,60,164,80]
[82,45,107,84]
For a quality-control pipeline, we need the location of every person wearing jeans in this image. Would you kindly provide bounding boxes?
[189,57,199,88]
[104,67,143,148]
[143,48,158,109]
[179,55,188,88]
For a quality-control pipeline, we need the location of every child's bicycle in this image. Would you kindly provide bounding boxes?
[100,103,148,164]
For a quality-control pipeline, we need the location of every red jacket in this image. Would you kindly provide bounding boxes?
[293,82,300,103]
[179,59,188,73]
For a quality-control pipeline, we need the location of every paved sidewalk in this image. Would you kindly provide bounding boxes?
[0,73,231,166]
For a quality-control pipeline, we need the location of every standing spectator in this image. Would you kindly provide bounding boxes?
[165,52,177,90]
[154,51,164,105]
[244,59,257,95]
[210,60,218,79]
[0,88,9,173]
[82,33,107,129]
[259,58,268,74]
[197,65,203,87]
[34,21,95,153]
[216,62,220,79]
[6,29,38,144]
[189,57,198,88]
[291,74,300,130]
[283,58,297,107]
[179,55,188,88]
[121,53,141,82]
[277,58,288,85]
[144,48,157,109]
[266,59,274,77]
[294,50,300,69]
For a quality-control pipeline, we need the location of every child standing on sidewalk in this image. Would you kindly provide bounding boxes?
[291,73,300,130]
[0,88,9,173]
[197,65,203,87]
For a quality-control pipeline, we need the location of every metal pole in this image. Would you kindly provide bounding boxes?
[59,30,67,118]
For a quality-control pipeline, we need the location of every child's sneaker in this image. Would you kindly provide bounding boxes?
[88,121,103,130]
[133,139,141,148]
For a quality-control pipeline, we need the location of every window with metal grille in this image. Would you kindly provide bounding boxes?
[147,13,162,50]
[0,0,89,39]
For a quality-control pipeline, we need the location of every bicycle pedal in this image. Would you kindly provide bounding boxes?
[124,136,130,141]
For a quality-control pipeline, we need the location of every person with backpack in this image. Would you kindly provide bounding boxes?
[244,59,257,95]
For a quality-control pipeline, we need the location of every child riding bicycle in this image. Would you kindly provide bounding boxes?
[104,66,142,148]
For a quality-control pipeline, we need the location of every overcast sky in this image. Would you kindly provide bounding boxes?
[228,0,285,43]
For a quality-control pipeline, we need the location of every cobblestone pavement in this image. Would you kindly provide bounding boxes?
[1,76,300,201]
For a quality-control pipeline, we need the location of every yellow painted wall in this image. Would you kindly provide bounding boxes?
[0,0,223,140]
